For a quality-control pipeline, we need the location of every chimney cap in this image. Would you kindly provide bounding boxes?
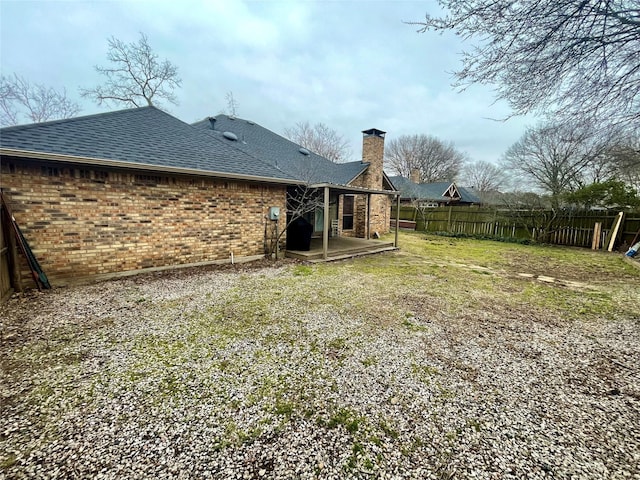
[362,128,386,138]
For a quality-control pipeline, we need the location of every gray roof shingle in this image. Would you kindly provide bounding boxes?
[0,107,295,182]
[193,115,368,186]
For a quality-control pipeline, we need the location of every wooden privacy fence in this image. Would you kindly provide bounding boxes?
[532,226,609,248]
[447,220,611,248]
[393,205,640,250]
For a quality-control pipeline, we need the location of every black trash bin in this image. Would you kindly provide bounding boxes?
[286,217,313,251]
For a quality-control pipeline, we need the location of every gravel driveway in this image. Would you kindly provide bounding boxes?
[1,244,639,479]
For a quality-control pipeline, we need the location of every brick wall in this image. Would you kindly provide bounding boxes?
[361,133,384,191]
[1,158,286,286]
[368,194,391,236]
[352,130,392,237]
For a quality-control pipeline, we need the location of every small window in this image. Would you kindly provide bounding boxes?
[343,195,355,230]
[419,202,439,209]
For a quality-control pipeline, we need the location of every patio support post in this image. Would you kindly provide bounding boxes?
[366,193,371,239]
[323,186,330,260]
[395,194,400,248]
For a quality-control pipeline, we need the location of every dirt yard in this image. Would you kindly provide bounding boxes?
[1,232,639,479]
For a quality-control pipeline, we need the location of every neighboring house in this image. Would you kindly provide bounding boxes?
[0,106,397,290]
[389,176,481,207]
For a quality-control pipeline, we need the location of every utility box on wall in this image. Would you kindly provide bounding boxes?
[268,206,280,221]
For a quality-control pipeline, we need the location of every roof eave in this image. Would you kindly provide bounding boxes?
[0,148,302,186]
[310,182,399,196]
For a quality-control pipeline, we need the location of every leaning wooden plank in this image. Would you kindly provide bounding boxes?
[607,212,624,252]
[1,201,41,290]
[0,191,51,290]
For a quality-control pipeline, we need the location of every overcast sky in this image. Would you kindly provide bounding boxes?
[1,0,537,169]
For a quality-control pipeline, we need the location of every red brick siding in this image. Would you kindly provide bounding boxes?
[1,158,286,285]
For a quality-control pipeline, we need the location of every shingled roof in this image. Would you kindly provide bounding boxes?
[389,176,481,204]
[0,107,295,183]
[192,115,368,186]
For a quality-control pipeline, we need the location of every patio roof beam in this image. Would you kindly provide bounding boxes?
[323,186,330,260]
[309,182,398,196]
[395,194,400,248]
[366,193,371,240]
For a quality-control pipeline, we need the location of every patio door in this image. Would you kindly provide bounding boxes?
[314,207,324,233]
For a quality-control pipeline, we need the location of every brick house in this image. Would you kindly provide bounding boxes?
[0,107,397,291]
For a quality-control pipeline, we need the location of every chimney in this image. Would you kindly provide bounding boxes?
[410,168,420,184]
[361,128,386,189]
[208,117,216,130]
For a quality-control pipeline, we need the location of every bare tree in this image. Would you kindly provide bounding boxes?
[0,74,80,126]
[402,184,440,229]
[265,184,324,259]
[460,160,506,192]
[386,134,466,182]
[498,191,558,242]
[413,1,640,128]
[284,122,351,163]
[501,123,599,207]
[604,138,640,191]
[81,32,181,108]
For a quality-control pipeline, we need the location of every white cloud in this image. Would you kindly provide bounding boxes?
[0,0,537,171]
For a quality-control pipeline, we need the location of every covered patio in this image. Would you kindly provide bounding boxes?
[285,183,400,262]
[286,236,396,262]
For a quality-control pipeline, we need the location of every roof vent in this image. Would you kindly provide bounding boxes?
[247,120,255,125]
[299,147,310,156]
[223,131,238,141]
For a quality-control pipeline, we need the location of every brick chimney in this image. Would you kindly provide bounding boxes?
[361,128,386,190]
[410,168,420,184]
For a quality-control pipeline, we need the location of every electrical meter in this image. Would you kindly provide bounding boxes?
[269,206,280,221]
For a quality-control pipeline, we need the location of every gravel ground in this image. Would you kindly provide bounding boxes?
[1,250,639,480]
